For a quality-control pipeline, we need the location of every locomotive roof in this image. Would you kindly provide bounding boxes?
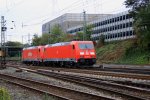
[45,42,71,47]
[23,41,93,49]
[23,46,38,50]
[71,41,93,43]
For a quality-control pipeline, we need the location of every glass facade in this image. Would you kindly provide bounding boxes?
[67,11,135,42]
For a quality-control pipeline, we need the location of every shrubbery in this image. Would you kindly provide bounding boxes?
[0,88,11,100]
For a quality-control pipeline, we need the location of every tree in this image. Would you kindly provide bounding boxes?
[40,33,51,45]
[125,0,150,48]
[74,24,93,41]
[76,32,84,40]
[85,24,93,41]
[96,34,105,48]
[50,24,64,43]
[60,33,74,42]
[32,34,41,46]
[5,41,22,47]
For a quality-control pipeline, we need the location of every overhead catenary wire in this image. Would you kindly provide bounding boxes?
[22,0,83,24]
[2,0,27,15]
[23,0,120,27]
[2,0,127,26]
[2,0,129,40]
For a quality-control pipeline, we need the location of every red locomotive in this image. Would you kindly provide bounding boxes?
[22,46,44,65]
[22,41,96,67]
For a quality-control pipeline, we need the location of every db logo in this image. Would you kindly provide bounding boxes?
[28,52,32,57]
[86,50,89,55]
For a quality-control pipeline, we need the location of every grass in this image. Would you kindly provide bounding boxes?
[0,88,11,100]
[117,48,150,64]
[43,93,55,100]
[96,39,150,65]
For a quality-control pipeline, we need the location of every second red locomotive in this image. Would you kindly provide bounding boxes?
[22,41,96,67]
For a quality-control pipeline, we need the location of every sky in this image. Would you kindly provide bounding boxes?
[0,0,128,44]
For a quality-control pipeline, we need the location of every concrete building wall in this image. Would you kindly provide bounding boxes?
[67,11,135,42]
[42,13,110,34]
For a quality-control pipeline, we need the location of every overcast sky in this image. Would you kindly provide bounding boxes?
[0,0,128,43]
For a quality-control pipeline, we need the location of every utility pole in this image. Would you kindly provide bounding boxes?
[0,16,7,69]
[22,35,24,45]
[28,33,30,46]
[83,10,87,41]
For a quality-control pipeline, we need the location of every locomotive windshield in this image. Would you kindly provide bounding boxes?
[79,43,94,49]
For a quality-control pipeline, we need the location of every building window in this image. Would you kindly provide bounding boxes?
[110,19,112,23]
[126,31,129,36]
[117,25,120,29]
[112,18,114,22]
[107,20,110,24]
[107,27,110,31]
[133,31,135,35]
[120,32,122,37]
[115,17,117,22]
[98,22,101,26]
[123,15,126,20]
[129,22,133,27]
[104,20,107,25]
[112,26,115,30]
[123,32,126,36]
[79,28,80,31]
[120,16,123,21]
[126,14,129,19]
[115,25,117,30]
[123,23,126,28]
[105,35,107,39]
[126,23,129,27]
[120,24,123,29]
[117,17,119,21]
[115,33,117,38]
[110,34,112,39]
[117,33,121,37]
[110,26,112,31]
[130,31,133,36]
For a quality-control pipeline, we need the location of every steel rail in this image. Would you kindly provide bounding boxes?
[7,64,150,80]
[0,73,113,100]
[20,68,150,100]
[98,67,150,75]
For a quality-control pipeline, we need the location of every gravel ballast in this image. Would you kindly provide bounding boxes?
[0,67,133,100]
[0,80,52,100]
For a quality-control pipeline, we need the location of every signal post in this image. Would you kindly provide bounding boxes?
[0,16,7,69]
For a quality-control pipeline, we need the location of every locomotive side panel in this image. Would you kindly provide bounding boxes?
[43,45,76,62]
[22,49,38,61]
[22,47,42,65]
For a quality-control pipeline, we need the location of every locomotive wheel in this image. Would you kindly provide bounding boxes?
[60,62,64,67]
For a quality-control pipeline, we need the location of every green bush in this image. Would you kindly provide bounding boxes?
[0,88,11,100]
[96,39,150,65]
[117,47,150,64]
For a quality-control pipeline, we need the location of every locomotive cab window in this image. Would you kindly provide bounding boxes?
[72,45,75,49]
[43,48,46,52]
[79,43,94,49]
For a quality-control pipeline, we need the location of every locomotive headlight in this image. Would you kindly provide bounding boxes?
[90,52,95,55]
[80,52,84,55]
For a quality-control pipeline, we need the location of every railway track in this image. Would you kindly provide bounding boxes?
[5,63,150,99]
[6,63,150,80]
[6,61,150,75]
[6,63,150,89]
[16,67,150,100]
[96,67,150,75]
[0,73,113,100]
